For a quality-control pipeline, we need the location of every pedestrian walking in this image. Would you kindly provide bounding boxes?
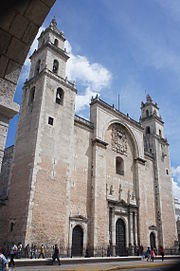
[150,248,155,262]
[9,243,17,267]
[159,246,165,261]
[24,244,30,258]
[0,247,9,271]
[107,245,111,257]
[17,242,22,258]
[146,247,151,261]
[38,244,45,258]
[139,245,144,260]
[31,244,37,259]
[52,244,61,265]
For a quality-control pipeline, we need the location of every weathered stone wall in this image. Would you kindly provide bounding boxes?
[23,73,76,255]
[70,122,93,254]
[155,140,177,248]
[137,155,157,248]
[0,145,14,199]
[0,73,45,244]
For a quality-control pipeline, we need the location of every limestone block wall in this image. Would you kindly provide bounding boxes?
[70,123,93,253]
[0,145,14,199]
[3,74,45,243]
[25,74,76,254]
[154,139,178,248]
[71,123,92,219]
[137,156,157,248]
[91,143,109,255]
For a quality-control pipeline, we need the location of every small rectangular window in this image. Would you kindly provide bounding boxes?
[166,169,169,175]
[29,87,35,105]
[48,117,54,126]
[10,222,14,232]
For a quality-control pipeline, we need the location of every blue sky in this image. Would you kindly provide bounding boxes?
[6,0,180,198]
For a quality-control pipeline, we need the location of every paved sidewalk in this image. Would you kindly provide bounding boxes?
[10,258,180,271]
[9,255,180,267]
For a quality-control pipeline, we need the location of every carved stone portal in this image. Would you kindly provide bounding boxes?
[111,124,127,155]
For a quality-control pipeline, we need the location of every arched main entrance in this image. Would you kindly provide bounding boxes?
[71,225,83,256]
[150,232,156,249]
[116,219,126,256]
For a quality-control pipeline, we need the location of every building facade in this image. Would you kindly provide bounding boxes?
[174,198,180,246]
[0,19,178,256]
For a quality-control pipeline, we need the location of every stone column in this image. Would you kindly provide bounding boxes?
[129,211,134,255]
[134,212,138,247]
[111,208,116,256]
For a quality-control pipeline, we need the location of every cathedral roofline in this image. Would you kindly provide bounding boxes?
[90,96,143,131]
[74,114,94,130]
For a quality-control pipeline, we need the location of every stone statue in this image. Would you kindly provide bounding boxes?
[131,191,135,200]
[127,190,131,203]
[109,185,114,195]
[119,184,122,201]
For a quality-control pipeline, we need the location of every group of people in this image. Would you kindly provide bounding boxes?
[0,243,61,270]
[139,245,165,262]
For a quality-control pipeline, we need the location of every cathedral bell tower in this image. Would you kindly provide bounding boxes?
[5,18,77,253]
[140,94,177,249]
[140,94,164,154]
[29,17,68,80]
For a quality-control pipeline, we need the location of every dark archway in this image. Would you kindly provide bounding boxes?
[150,232,156,249]
[116,219,126,256]
[72,225,83,257]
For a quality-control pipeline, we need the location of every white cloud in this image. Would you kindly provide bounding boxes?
[172,166,180,185]
[65,40,112,112]
[172,178,180,202]
[155,0,180,23]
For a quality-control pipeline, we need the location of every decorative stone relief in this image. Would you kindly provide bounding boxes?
[111,124,127,155]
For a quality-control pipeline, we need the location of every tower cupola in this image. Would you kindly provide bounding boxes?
[29,17,69,80]
[140,94,161,120]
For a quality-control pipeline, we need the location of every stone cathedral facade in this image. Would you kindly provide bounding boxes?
[0,19,178,257]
